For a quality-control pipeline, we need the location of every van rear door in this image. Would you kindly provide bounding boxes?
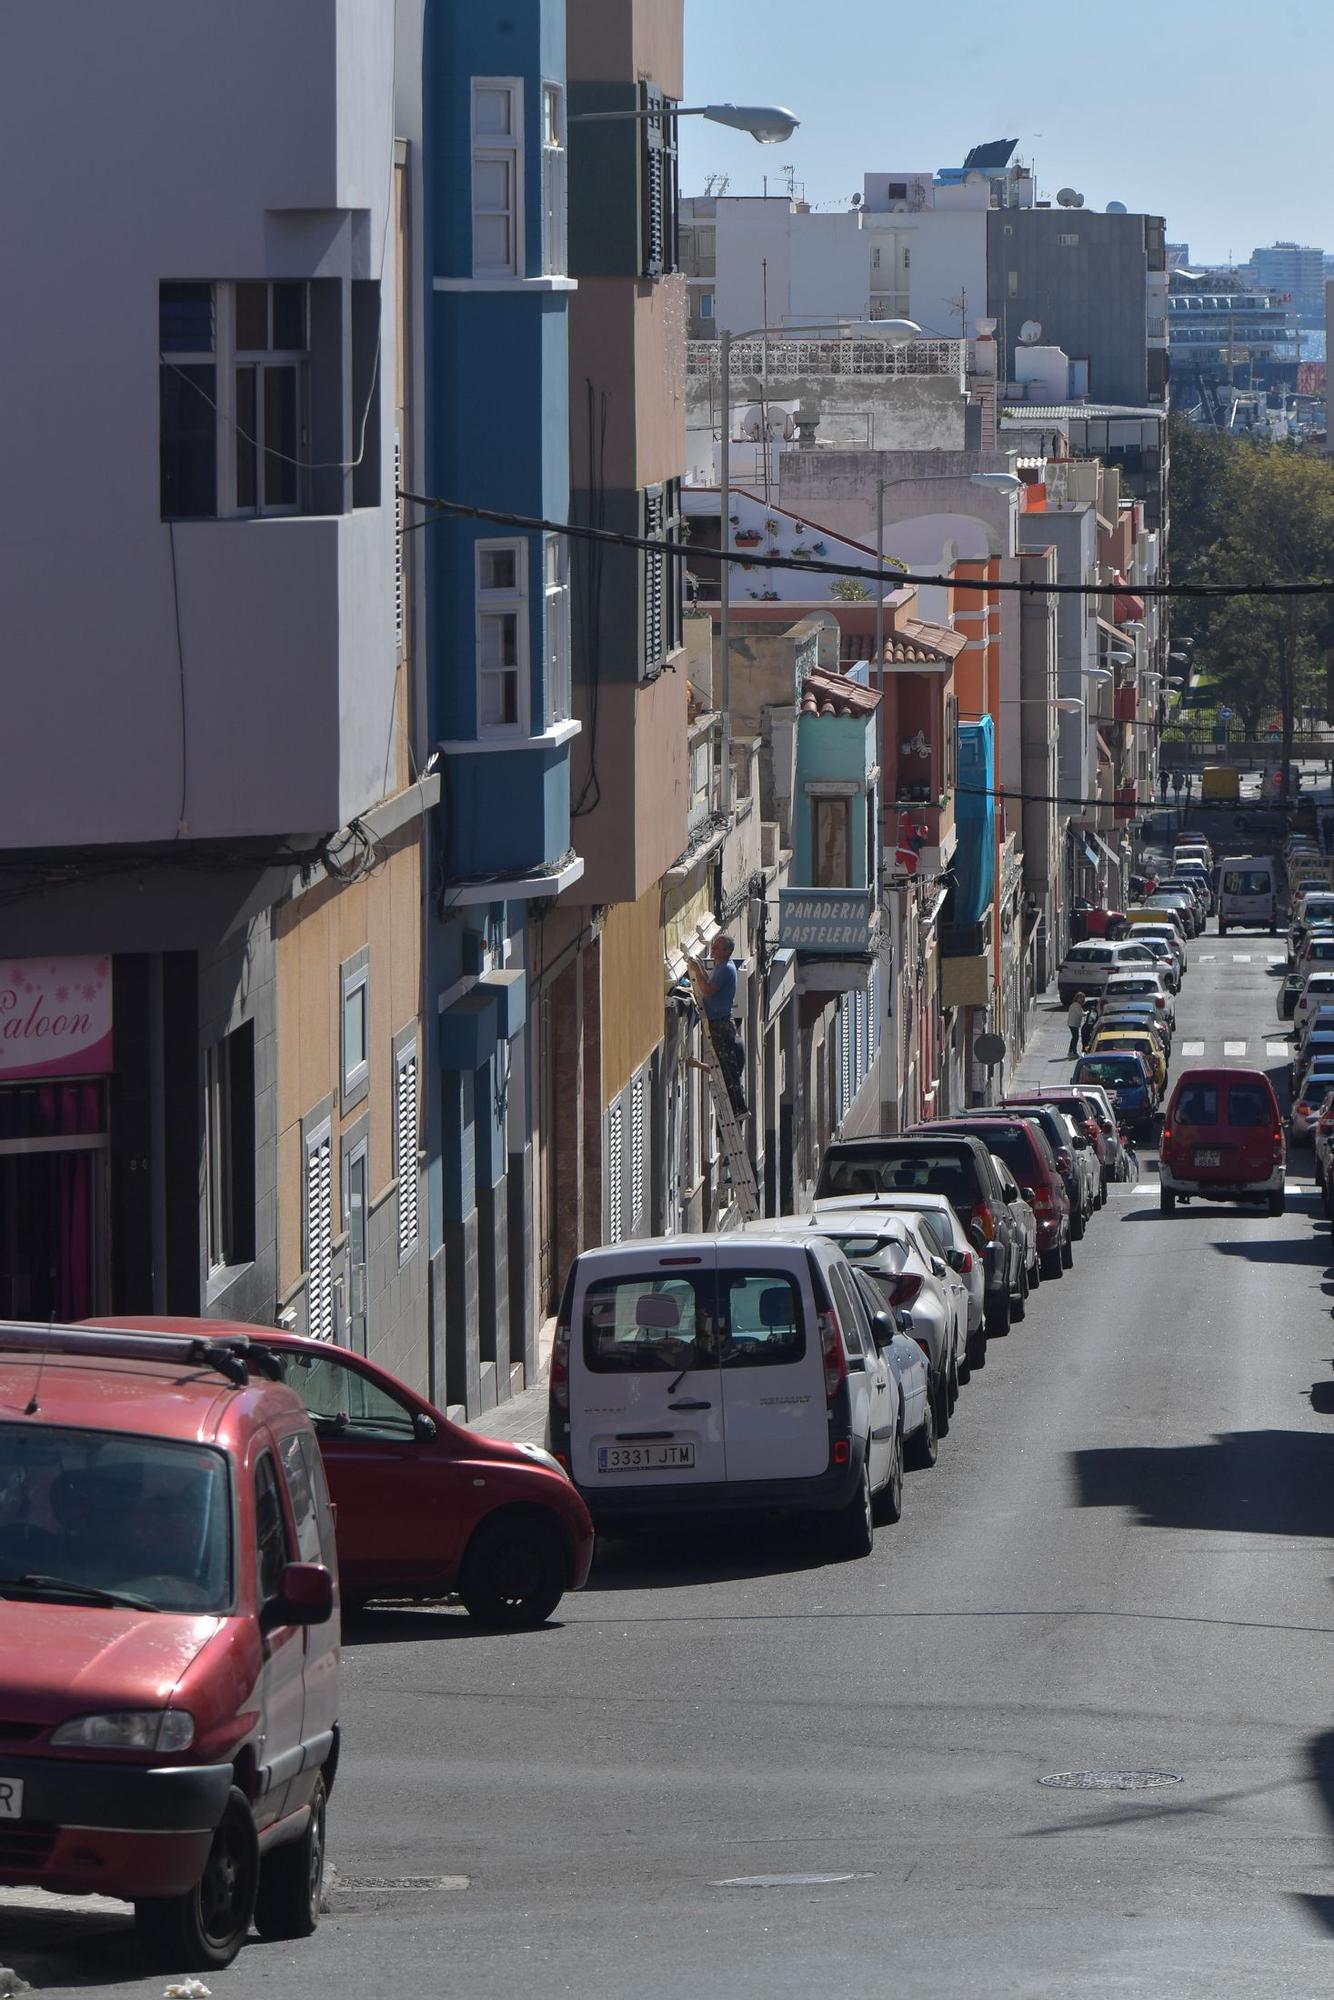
[571,1250,725,1489]
[713,1243,829,1481]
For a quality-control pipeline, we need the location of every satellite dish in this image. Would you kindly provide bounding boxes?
[1056,187,1079,207]
[1106,200,1128,215]
[739,405,765,441]
[1017,319,1043,345]
[851,192,862,207]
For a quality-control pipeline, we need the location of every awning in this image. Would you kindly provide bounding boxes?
[1096,729,1113,767]
[1114,590,1146,623]
[1091,831,1121,871]
[1079,835,1099,869]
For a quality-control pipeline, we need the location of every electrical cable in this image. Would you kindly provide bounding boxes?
[397,487,1334,600]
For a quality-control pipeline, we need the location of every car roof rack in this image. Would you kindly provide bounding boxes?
[0,1322,283,1388]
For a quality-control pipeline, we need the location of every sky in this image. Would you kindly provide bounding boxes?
[680,0,1333,268]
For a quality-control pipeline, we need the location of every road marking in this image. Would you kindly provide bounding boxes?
[1106,1181,1149,1196]
[1267,1041,1289,1058]
[1197,953,1216,960]
[1232,953,1252,963]
[1268,953,1286,963]
[1181,1040,1205,1056]
[1223,1040,1248,1056]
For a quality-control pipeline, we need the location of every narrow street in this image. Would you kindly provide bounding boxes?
[8,923,1334,1996]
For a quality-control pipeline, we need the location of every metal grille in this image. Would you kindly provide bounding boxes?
[687,337,965,378]
[393,433,404,658]
[395,1045,419,1261]
[840,1001,852,1118]
[644,485,665,669]
[305,1125,334,1341]
[607,1101,623,1245]
[0,1822,57,1868]
[630,1072,646,1234]
[641,85,670,278]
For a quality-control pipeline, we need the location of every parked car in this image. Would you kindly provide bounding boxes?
[1294,1031,1334,1099]
[1056,938,1156,1006]
[989,1154,1039,1306]
[1287,895,1334,964]
[1089,1026,1166,1097]
[1291,1068,1334,1143]
[1158,1067,1285,1215]
[1156,876,1209,927]
[551,1233,906,1553]
[815,1134,1027,1336]
[1072,1050,1157,1136]
[934,1111,1073,1277]
[745,1211,962,1437]
[1131,932,1184,990]
[973,1098,1094,1230]
[814,1190,986,1366]
[1217,855,1280,935]
[1101,967,1176,1031]
[0,1322,339,1972]
[847,1267,938,1468]
[1312,1095,1334,1210]
[1294,998,1334,1063]
[91,1319,595,1630]
[1295,931,1334,977]
[1093,1006,1171,1070]
[1171,858,1214,913]
[1009,1085,1122,1192]
[1277,969,1303,1022]
[1146,888,1202,938]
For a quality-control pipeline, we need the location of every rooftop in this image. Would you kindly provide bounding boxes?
[1000,404,1167,423]
[799,670,881,719]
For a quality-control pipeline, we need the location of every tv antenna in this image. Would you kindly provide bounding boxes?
[704,172,730,197]
[781,163,803,201]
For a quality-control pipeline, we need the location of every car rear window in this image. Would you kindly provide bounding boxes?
[1173,1081,1218,1126]
[1222,870,1272,895]
[1227,1083,1271,1127]
[1075,1057,1142,1086]
[821,1148,978,1204]
[944,1124,1036,1181]
[581,1270,808,1372]
[0,1425,233,1614]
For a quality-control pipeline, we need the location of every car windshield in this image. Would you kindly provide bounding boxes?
[0,1425,233,1613]
[1222,871,1272,895]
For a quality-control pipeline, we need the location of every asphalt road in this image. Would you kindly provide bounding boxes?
[8,890,1334,1997]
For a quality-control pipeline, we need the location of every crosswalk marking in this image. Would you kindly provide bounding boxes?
[1181,1040,1205,1056]
[1223,1040,1248,1056]
[1232,953,1252,963]
[1197,953,1216,961]
[1266,1041,1289,1058]
[1268,953,1286,964]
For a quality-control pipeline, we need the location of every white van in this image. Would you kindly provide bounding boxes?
[1217,855,1279,936]
[549,1234,905,1555]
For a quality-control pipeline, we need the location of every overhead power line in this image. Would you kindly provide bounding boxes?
[397,488,1334,601]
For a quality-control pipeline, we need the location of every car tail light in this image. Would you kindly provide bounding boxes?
[1055,1148,1073,1173]
[958,1249,974,1274]
[912,1335,931,1361]
[832,1438,850,1466]
[549,1322,571,1413]
[1029,1185,1055,1213]
[970,1201,995,1242]
[884,1273,923,1310]
[1160,1124,1173,1156]
[819,1308,847,1404]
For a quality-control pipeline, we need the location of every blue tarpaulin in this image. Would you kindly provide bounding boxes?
[953,718,995,925]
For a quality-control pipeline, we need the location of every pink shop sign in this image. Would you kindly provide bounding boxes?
[0,957,113,1080]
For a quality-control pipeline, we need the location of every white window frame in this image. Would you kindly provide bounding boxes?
[698,291,715,320]
[341,957,370,1106]
[544,532,571,725]
[541,83,566,277]
[160,280,309,520]
[475,538,529,736]
[472,78,525,279]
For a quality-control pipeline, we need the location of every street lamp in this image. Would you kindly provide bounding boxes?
[961,697,1084,715]
[570,102,800,143]
[874,469,1023,709]
[715,316,924,810]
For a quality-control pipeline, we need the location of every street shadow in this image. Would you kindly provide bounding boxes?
[340,1604,565,1645]
[1211,1232,1331,1269]
[1070,1430,1334,1539]
[1310,1379,1334,1416]
[0,1903,137,1990]
[1291,1730,1334,1936]
[586,1520,838,1593]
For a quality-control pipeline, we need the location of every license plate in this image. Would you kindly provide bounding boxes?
[597,1443,695,1473]
[1194,1149,1222,1167]
[0,1779,23,1819]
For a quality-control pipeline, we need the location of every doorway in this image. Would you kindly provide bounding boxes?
[0,1080,110,1321]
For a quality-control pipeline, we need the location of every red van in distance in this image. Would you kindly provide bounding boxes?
[1158,1067,1286,1216]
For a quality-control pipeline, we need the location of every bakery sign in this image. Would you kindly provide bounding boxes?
[0,957,113,1080]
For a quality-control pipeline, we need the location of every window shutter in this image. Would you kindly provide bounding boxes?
[840,1002,852,1117]
[393,432,405,658]
[630,1071,645,1235]
[642,85,666,278]
[644,486,664,670]
[396,1044,420,1260]
[607,1100,624,1244]
[305,1127,334,1341]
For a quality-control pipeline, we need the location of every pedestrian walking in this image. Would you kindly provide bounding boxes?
[1067,991,1087,1058]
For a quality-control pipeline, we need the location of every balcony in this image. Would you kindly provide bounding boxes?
[1114,683,1138,724]
[688,337,967,380]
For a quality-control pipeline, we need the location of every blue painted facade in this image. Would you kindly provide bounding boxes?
[421,0,576,1413]
[953,718,996,924]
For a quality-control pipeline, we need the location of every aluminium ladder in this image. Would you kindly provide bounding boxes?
[696,1022,761,1223]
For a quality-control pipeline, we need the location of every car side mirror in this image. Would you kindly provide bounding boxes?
[895,1309,914,1335]
[413,1411,437,1444]
[265,1562,335,1630]
[946,1247,966,1274]
[870,1310,896,1351]
[968,1223,987,1252]
[930,1255,947,1279]
[1020,1185,1036,1204]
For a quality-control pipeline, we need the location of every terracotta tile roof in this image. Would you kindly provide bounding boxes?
[799,670,881,720]
[844,616,965,670]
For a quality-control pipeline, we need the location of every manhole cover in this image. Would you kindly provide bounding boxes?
[1038,1770,1183,1792]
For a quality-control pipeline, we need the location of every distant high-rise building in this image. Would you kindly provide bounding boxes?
[1249,242,1325,319]
[1166,243,1190,272]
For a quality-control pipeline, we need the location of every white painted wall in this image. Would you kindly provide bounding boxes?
[2,0,398,847]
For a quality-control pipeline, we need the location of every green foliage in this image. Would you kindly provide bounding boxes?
[829,577,871,602]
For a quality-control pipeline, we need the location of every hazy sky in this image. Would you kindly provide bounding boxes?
[680,0,1332,267]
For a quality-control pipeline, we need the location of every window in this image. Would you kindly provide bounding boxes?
[395,1039,420,1263]
[159,283,217,517]
[476,539,527,732]
[278,1432,325,1566]
[205,1020,255,1272]
[629,1070,646,1237]
[1058,232,1080,247]
[544,534,571,724]
[254,1453,292,1610]
[273,1349,419,1442]
[698,291,715,320]
[473,79,523,277]
[643,479,682,672]
[1008,270,1019,299]
[303,1118,334,1341]
[541,83,566,276]
[341,953,369,1107]
[813,796,852,887]
[233,281,307,513]
[722,1271,807,1366]
[344,1136,368,1354]
[641,84,679,279]
[584,1274,709,1374]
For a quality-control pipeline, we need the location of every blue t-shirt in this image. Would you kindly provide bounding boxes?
[701,957,737,1021]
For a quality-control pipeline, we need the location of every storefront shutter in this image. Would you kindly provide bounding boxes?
[607,1100,624,1244]
[630,1070,646,1235]
[395,1044,419,1260]
[305,1126,334,1341]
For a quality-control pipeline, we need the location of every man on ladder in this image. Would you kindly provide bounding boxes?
[686,934,748,1118]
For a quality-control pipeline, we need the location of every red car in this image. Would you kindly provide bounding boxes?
[0,1322,339,1971]
[1157,1067,1286,1216]
[90,1319,595,1629]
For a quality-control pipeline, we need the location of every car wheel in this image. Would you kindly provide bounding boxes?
[1070,1205,1085,1242]
[965,1325,987,1371]
[906,1392,938,1471]
[985,1288,1011,1337]
[1029,1253,1042,1289]
[1039,1248,1063,1281]
[1268,1189,1286,1216]
[253,1776,326,1942]
[1011,1263,1027,1321]
[458,1512,568,1629]
[135,1786,258,1972]
[1160,1187,1177,1215]
[1060,1232,1074,1269]
[933,1368,951,1438]
[835,1457,875,1556]
[873,1426,904,1523]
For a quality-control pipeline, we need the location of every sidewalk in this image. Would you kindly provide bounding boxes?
[465,1376,550,1445]
[1008,994,1082,1094]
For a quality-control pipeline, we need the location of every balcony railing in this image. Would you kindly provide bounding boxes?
[688,337,967,379]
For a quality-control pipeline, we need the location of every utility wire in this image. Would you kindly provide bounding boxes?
[397,488,1334,601]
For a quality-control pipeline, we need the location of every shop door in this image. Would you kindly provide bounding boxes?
[0,1080,110,1321]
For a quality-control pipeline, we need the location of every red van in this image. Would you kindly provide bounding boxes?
[0,1323,339,1971]
[1158,1066,1286,1216]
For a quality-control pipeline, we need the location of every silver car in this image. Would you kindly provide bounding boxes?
[814,1190,985,1366]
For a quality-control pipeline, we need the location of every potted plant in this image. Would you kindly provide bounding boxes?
[829,577,871,603]
[791,544,811,561]
[735,527,763,548]
[811,539,828,556]
[764,518,781,539]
